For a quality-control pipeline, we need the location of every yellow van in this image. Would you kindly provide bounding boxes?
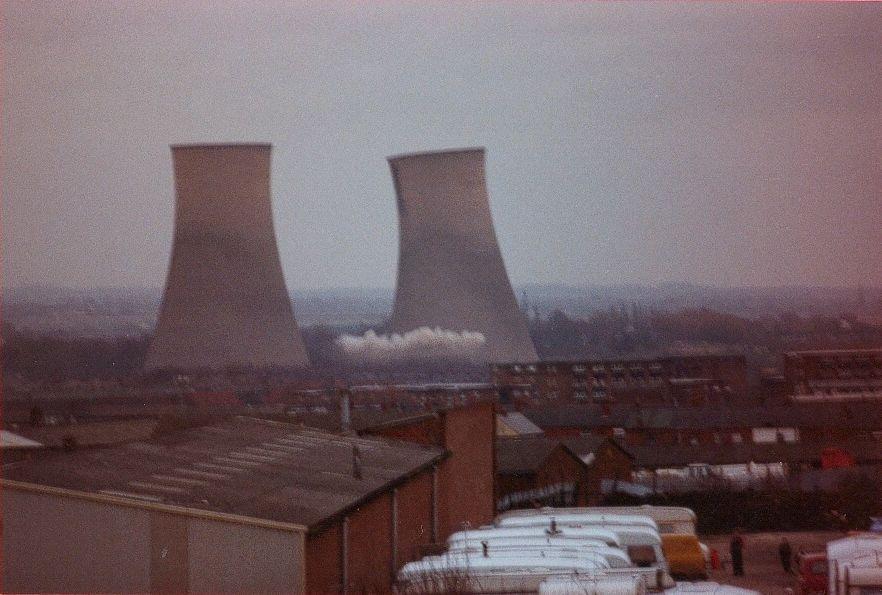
[661,533,708,580]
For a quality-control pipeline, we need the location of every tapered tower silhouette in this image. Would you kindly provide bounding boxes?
[145,144,309,370]
[387,148,537,362]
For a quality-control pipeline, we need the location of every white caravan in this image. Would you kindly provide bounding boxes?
[447,537,632,568]
[552,506,698,535]
[494,516,674,589]
[396,552,609,594]
[448,525,622,548]
[539,573,648,595]
[496,510,659,532]
[663,581,760,594]
[827,534,882,595]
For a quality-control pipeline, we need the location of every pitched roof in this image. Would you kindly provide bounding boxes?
[496,412,544,436]
[496,436,575,474]
[3,417,445,532]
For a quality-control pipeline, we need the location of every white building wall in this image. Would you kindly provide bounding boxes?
[2,489,151,593]
[188,519,304,593]
[2,485,306,594]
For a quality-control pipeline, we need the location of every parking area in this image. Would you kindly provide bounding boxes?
[701,531,841,593]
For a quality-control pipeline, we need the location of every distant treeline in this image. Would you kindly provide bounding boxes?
[4,307,882,382]
[603,472,880,534]
[2,326,150,381]
[0,324,486,383]
[530,307,882,363]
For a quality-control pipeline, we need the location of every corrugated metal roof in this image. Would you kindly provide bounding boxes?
[3,417,444,531]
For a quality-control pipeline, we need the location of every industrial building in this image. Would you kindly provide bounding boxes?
[145,144,309,370]
[2,417,447,593]
[387,148,537,363]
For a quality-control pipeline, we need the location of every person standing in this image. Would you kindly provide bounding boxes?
[730,531,745,576]
[779,538,793,574]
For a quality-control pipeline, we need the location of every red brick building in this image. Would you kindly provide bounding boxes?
[495,435,633,512]
[360,400,497,540]
[492,354,747,407]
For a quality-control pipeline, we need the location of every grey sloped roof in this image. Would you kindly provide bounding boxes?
[3,417,444,531]
[497,412,544,436]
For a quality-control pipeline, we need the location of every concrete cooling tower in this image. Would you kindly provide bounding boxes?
[145,144,310,370]
[387,148,538,363]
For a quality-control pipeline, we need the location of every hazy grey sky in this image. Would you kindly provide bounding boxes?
[3,1,881,290]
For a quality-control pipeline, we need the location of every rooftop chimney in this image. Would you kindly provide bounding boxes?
[339,386,352,432]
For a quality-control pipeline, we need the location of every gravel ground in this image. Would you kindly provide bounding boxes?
[700,531,842,594]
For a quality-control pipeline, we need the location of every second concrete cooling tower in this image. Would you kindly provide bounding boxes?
[145,144,310,370]
[388,148,538,363]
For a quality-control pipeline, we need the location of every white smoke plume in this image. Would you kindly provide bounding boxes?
[336,327,487,364]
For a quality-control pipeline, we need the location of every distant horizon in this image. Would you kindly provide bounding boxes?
[5,281,882,294]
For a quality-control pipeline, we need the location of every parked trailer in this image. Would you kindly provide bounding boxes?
[448,526,622,548]
[539,573,648,595]
[441,547,613,572]
[500,506,694,535]
[547,507,706,578]
[663,581,760,594]
[496,510,659,532]
[494,517,673,583]
[447,539,632,568]
[827,534,882,595]
[497,507,708,579]
[396,553,609,594]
